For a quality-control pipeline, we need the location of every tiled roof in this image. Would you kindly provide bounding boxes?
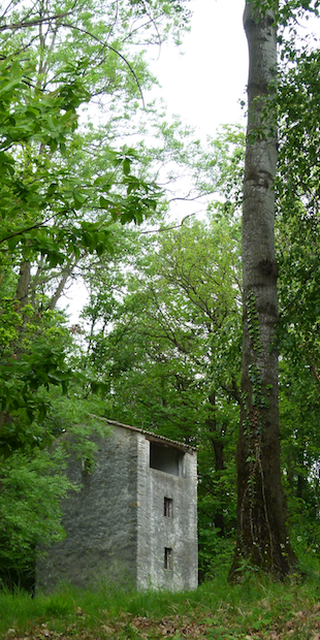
[91,416,197,453]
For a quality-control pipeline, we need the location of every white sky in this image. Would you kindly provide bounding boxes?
[151,0,248,137]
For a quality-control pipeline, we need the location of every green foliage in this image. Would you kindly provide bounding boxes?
[275,30,320,552]
[0,0,193,281]
[252,0,319,25]
[0,305,72,454]
[78,205,242,580]
[0,448,75,584]
[198,527,236,582]
[2,0,320,589]
[246,292,261,354]
[0,55,162,267]
[0,0,193,585]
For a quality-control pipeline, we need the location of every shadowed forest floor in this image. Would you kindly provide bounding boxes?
[4,605,320,640]
[2,569,320,640]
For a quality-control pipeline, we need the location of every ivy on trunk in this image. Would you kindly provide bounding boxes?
[229,0,297,580]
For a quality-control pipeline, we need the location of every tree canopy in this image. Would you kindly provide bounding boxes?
[1,0,320,588]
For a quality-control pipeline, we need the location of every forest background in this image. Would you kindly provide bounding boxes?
[1,0,320,590]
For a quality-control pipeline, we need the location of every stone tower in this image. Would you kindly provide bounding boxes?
[36,419,198,592]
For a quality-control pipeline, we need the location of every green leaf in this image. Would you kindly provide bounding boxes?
[73,191,86,209]
[99,196,112,209]
[123,158,131,176]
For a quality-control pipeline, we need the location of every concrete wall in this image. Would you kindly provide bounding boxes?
[136,436,198,591]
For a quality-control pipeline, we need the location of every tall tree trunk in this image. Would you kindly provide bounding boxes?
[229,0,296,580]
[16,261,31,308]
[206,393,225,536]
[47,261,76,311]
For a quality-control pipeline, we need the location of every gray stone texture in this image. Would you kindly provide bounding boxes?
[36,420,198,592]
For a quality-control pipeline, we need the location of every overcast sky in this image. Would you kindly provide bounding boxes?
[150,0,249,137]
[64,1,249,320]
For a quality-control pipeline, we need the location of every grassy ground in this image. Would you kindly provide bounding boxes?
[1,564,320,640]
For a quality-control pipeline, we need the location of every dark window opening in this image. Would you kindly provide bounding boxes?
[164,547,173,570]
[164,497,173,517]
[150,441,183,476]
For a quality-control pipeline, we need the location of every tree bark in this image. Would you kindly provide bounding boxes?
[206,393,226,536]
[229,0,296,580]
[47,262,75,311]
[16,261,31,308]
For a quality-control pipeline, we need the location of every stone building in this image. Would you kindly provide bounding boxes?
[37,419,198,592]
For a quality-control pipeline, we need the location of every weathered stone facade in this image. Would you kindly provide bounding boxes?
[36,419,198,592]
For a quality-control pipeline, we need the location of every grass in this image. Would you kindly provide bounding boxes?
[1,565,320,640]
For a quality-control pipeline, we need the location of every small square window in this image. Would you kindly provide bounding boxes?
[164,547,173,570]
[164,497,173,517]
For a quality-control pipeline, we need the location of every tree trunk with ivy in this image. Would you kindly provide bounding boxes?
[228,0,296,580]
